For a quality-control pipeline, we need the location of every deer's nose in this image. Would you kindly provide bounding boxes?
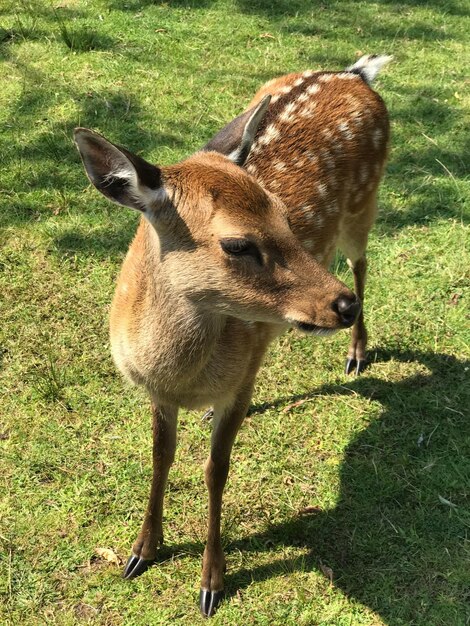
[332,294,361,327]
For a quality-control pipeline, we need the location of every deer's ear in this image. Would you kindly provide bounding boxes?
[202,95,271,166]
[74,128,166,212]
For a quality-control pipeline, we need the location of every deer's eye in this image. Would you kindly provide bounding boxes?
[220,238,262,265]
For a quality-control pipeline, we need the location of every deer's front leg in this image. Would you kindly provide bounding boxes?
[199,393,250,617]
[123,400,178,579]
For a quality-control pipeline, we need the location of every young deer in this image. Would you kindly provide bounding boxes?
[74,54,390,617]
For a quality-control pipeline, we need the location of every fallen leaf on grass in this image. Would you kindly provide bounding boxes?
[298,505,322,516]
[259,32,275,39]
[438,495,457,509]
[75,603,98,619]
[319,560,333,583]
[95,547,122,566]
[282,398,310,413]
[448,293,460,306]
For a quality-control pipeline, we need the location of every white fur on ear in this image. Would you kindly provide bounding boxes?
[74,128,164,213]
[227,95,272,165]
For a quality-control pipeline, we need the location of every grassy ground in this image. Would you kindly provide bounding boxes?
[1,0,469,624]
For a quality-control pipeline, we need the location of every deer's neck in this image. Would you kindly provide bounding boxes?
[110,219,245,406]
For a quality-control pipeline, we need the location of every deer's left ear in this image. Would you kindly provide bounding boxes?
[74,128,165,213]
[202,95,271,166]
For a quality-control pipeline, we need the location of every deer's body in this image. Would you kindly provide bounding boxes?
[75,55,391,617]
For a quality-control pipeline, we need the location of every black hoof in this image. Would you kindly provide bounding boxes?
[355,359,367,375]
[199,588,224,617]
[122,554,153,580]
[201,408,214,421]
[345,357,367,376]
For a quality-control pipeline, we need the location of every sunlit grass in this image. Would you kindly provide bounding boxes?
[1,0,469,624]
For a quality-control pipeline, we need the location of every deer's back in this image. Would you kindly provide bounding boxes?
[246,70,389,263]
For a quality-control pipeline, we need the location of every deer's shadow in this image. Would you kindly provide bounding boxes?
[221,348,469,624]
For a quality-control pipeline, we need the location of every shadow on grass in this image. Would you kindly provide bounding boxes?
[0,55,188,230]
[234,0,469,21]
[0,2,111,54]
[123,349,468,623]
[221,348,469,624]
[2,0,468,239]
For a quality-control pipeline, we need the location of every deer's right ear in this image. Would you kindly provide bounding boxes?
[74,128,166,212]
[202,95,271,166]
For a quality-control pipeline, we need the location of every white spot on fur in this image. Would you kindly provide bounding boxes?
[306,151,318,165]
[246,163,257,175]
[307,83,320,96]
[350,112,363,127]
[279,85,292,95]
[299,203,313,214]
[297,92,309,104]
[314,212,325,227]
[337,72,359,80]
[372,127,383,150]
[320,149,335,170]
[274,161,287,173]
[293,77,304,87]
[302,70,315,79]
[299,102,317,118]
[317,182,328,197]
[264,78,279,89]
[258,123,280,145]
[270,94,280,104]
[279,101,297,122]
[319,74,334,83]
[338,121,353,140]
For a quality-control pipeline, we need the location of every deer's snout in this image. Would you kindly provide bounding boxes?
[332,294,362,327]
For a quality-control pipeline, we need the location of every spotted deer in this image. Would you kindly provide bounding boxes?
[74,54,391,617]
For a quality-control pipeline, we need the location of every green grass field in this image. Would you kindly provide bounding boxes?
[1,0,469,624]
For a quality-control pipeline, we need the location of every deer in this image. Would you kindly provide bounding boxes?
[74,54,391,617]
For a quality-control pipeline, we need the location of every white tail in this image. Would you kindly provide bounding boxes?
[74,54,390,617]
[346,54,393,84]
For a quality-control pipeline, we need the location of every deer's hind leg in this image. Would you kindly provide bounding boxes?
[337,195,377,375]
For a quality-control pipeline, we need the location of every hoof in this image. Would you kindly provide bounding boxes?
[122,554,153,580]
[201,408,214,421]
[345,357,367,376]
[199,588,224,618]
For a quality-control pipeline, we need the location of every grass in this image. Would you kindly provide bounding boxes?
[1,0,469,624]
